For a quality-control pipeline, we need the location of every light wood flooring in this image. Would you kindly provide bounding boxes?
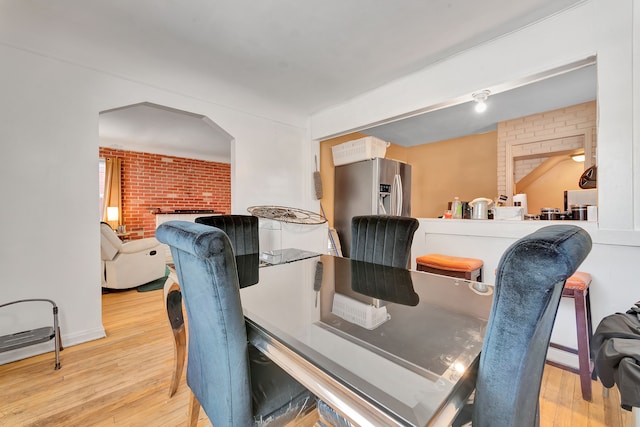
[0,288,632,426]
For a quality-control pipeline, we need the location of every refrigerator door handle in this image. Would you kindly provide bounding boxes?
[392,174,403,216]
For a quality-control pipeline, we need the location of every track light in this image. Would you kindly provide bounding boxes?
[472,90,490,113]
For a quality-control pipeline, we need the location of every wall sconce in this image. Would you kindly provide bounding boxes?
[107,206,119,228]
[571,154,585,162]
[472,90,491,113]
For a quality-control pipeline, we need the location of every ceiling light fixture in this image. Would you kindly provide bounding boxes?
[472,90,491,113]
[572,154,585,162]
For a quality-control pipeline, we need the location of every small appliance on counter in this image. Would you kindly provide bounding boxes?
[512,194,528,215]
[469,198,493,220]
[539,205,591,221]
[540,208,561,220]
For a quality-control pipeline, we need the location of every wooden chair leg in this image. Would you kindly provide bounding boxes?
[169,323,186,397]
[164,278,187,397]
[188,391,201,427]
[586,291,597,380]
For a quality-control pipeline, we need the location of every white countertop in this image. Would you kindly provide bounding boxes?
[417,218,640,247]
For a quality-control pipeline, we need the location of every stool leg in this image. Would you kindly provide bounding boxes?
[586,290,597,380]
[574,289,593,401]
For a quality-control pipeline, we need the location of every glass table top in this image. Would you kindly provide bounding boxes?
[239,254,494,426]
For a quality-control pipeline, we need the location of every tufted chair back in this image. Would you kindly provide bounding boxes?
[195,215,259,255]
[350,215,419,269]
[473,225,592,427]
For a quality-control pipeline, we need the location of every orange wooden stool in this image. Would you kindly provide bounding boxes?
[548,271,594,401]
[415,253,483,281]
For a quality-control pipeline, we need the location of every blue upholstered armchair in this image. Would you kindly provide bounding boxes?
[350,215,419,269]
[156,221,314,426]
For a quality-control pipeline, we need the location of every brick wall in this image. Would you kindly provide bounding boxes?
[497,101,597,197]
[99,147,231,238]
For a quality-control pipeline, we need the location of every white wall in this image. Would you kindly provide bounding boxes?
[0,43,323,364]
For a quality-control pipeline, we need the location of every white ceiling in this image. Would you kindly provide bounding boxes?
[1,0,589,155]
[99,103,233,162]
[364,63,596,146]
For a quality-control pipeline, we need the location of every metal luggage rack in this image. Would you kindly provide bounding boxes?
[0,299,63,369]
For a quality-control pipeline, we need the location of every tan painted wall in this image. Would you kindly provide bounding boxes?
[408,132,498,218]
[519,158,584,214]
[320,131,496,223]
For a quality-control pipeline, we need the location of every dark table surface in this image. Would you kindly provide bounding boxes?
[240,254,494,426]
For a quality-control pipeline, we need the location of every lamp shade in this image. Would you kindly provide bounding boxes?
[107,206,119,222]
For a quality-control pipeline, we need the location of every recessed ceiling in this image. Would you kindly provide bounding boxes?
[363,63,597,146]
[99,103,232,163]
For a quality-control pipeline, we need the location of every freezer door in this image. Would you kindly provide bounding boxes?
[398,162,412,216]
[378,158,411,217]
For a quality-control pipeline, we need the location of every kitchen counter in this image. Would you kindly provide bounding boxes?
[416,217,640,247]
[417,217,597,240]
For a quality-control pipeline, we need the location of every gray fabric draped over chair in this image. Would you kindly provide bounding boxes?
[463,224,592,427]
[350,215,419,269]
[156,221,314,427]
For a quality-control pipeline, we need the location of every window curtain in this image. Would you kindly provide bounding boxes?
[101,157,122,225]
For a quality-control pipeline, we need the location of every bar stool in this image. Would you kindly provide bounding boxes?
[415,253,483,281]
[548,271,594,401]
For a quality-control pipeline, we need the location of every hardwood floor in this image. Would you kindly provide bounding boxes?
[0,288,631,426]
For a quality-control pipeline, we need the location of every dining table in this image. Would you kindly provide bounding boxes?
[239,252,495,427]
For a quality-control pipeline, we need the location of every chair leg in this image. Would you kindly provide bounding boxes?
[586,291,597,380]
[169,323,186,397]
[188,391,201,427]
[165,278,187,397]
[574,289,593,401]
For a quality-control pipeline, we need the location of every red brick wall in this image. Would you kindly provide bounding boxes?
[99,148,231,238]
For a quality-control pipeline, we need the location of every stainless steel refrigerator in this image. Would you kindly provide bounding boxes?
[334,158,411,257]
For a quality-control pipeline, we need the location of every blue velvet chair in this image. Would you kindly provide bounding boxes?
[195,214,259,255]
[164,214,260,397]
[453,224,592,427]
[350,215,419,269]
[156,221,314,426]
